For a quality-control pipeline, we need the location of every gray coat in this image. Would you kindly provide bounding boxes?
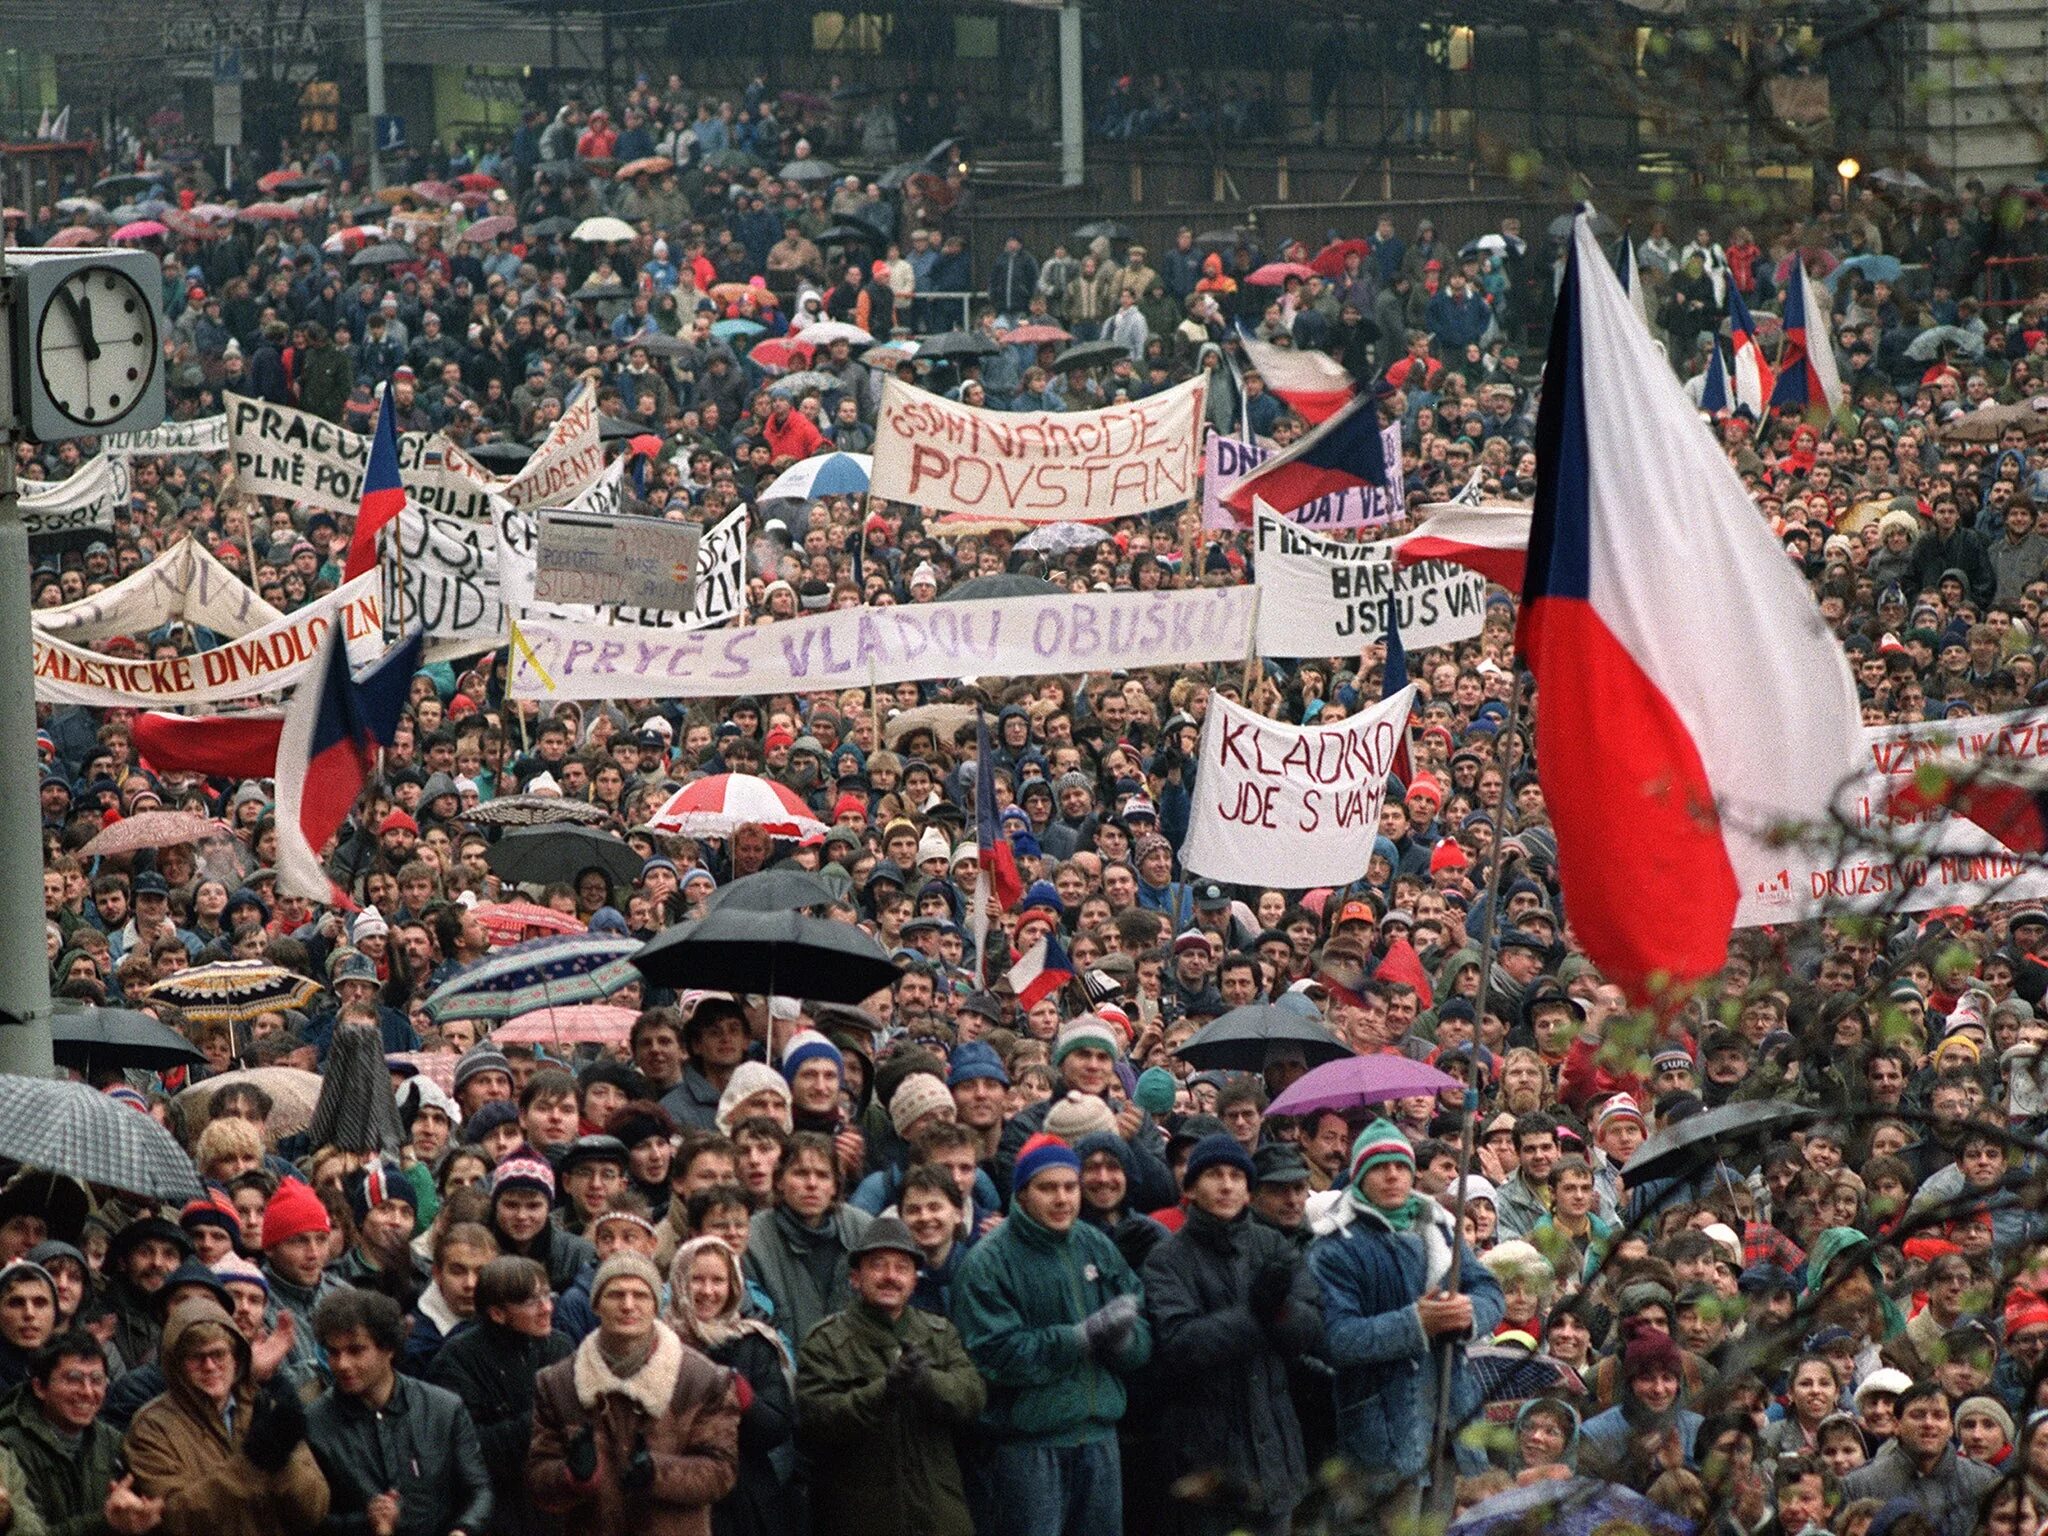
[1841,1440,1997,1536]
[743,1204,873,1345]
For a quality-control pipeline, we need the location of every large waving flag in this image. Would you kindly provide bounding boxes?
[273,625,424,901]
[133,710,285,780]
[1768,257,1843,414]
[1697,340,1730,415]
[968,711,1025,967]
[1615,233,1651,333]
[1727,285,1774,418]
[343,386,406,581]
[1006,931,1075,1010]
[1381,590,1416,789]
[1389,503,1532,589]
[1521,212,1860,1003]
[1221,390,1390,519]
[1237,331,1356,424]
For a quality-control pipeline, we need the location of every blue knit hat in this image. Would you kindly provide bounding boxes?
[781,1030,845,1085]
[1013,1133,1082,1191]
[1182,1133,1257,1190]
[948,1041,1010,1089]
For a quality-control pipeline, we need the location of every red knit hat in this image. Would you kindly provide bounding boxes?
[2008,1293,2048,1336]
[259,1178,331,1250]
[1430,840,1469,874]
[1622,1330,1684,1384]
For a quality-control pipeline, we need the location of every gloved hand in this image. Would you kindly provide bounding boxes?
[618,1433,655,1493]
[886,1343,925,1393]
[241,1382,307,1473]
[1078,1294,1141,1359]
[565,1425,599,1484]
[1249,1260,1294,1322]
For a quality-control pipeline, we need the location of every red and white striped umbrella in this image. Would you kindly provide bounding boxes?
[494,1004,638,1047]
[471,900,585,947]
[646,774,827,839]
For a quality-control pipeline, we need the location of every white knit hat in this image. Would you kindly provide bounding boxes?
[888,1074,954,1138]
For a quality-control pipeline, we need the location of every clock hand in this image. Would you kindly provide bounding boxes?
[63,288,101,362]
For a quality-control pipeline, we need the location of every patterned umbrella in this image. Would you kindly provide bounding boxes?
[173,1067,323,1136]
[424,933,642,1020]
[645,774,827,839]
[0,1076,203,1203]
[80,810,221,858]
[462,795,613,828]
[494,1005,638,1047]
[146,961,323,1027]
[472,901,586,947]
[306,1023,404,1155]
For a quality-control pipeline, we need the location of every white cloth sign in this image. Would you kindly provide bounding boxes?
[1203,428,1401,531]
[1737,705,2048,924]
[1180,687,1417,886]
[99,416,230,456]
[388,501,508,662]
[871,376,1204,521]
[21,456,129,536]
[33,539,283,645]
[226,395,504,516]
[502,393,607,508]
[33,573,385,706]
[509,584,1258,700]
[1252,508,1488,656]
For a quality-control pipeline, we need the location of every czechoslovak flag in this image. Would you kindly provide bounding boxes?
[1237,331,1356,424]
[1728,285,1774,419]
[1521,211,1860,1003]
[1006,932,1075,1011]
[343,385,407,581]
[1766,256,1843,414]
[1389,503,1532,590]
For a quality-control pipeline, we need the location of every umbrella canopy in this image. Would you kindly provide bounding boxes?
[798,320,873,347]
[1549,210,1617,241]
[1905,324,1986,360]
[495,1004,639,1046]
[54,196,104,215]
[635,333,696,359]
[49,1003,205,1075]
[572,278,630,302]
[463,794,615,828]
[1450,1476,1694,1536]
[1015,522,1110,555]
[761,452,872,503]
[455,172,501,192]
[351,240,413,269]
[768,369,841,398]
[711,318,766,341]
[645,774,828,839]
[572,215,637,243]
[616,156,674,180]
[487,824,644,889]
[1824,253,1903,288]
[1465,1346,1588,1409]
[1052,339,1130,371]
[471,900,587,946]
[883,701,976,748]
[463,439,533,471]
[261,173,327,195]
[701,148,756,171]
[1266,1055,1458,1117]
[462,214,518,243]
[1174,1004,1353,1072]
[1310,238,1372,276]
[1072,219,1133,241]
[779,158,839,181]
[939,573,1062,602]
[815,223,885,248]
[919,331,1001,359]
[306,1022,404,1155]
[633,910,899,1002]
[45,226,99,248]
[1939,394,2048,443]
[1247,261,1315,285]
[80,810,220,857]
[112,219,167,243]
[236,202,298,222]
[1868,166,1939,194]
[526,215,574,237]
[146,961,323,1027]
[746,336,812,372]
[703,868,838,914]
[94,174,159,197]
[1623,1099,1819,1186]
[174,1067,324,1136]
[0,1076,202,1203]
[425,932,644,1020]
[1001,323,1072,345]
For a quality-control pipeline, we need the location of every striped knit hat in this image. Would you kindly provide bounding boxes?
[1348,1118,1415,1186]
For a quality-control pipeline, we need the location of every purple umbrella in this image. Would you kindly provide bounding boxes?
[1267,1055,1460,1118]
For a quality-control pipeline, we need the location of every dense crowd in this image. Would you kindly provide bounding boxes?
[14,63,2048,1536]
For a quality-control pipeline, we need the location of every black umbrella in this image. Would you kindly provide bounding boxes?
[350,240,413,269]
[1173,1003,1354,1072]
[572,278,630,302]
[1052,339,1131,372]
[266,174,328,196]
[705,867,839,914]
[1622,1099,1819,1186]
[597,413,645,444]
[525,215,575,237]
[49,1003,206,1075]
[1073,219,1133,242]
[918,331,1001,359]
[533,160,585,183]
[816,223,885,248]
[635,332,696,358]
[463,439,534,472]
[1195,228,1248,250]
[0,1075,203,1203]
[938,573,1062,602]
[487,824,644,889]
[633,910,900,1002]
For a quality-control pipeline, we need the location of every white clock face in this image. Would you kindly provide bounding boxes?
[35,267,159,427]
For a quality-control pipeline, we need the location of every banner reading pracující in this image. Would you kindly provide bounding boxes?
[871,376,1204,522]
[226,395,506,517]
[1252,508,1489,656]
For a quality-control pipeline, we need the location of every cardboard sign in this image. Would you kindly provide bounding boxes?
[535,509,699,612]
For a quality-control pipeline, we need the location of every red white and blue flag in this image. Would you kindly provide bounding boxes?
[1889,761,2048,855]
[1221,389,1391,519]
[343,385,407,582]
[1237,332,1356,424]
[1006,931,1075,1010]
[1767,257,1842,414]
[1390,503,1531,590]
[1520,211,1860,1003]
[1696,340,1731,416]
[273,623,424,901]
[133,709,285,780]
[1727,285,1774,419]
[968,711,1025,967]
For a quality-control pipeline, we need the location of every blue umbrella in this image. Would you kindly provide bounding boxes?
[1824,253,1903,289]
[711,318,766,341]
[761,451,872,504]
[425,932,643,1020]
[1450,1477,1694,1536]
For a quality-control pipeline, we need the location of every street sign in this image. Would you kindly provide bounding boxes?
[374,114,408,153]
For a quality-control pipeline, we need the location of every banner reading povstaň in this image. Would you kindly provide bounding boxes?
[1736,704,2048,925]
[871,376,1204,522]
[509,584,1258,701]
[1252,507,1488,656]
[1179,686,1417,887]
[33,539,283,645]
[33,572,386,707]
[1203,426,1402,532]
[21,456,130,537]
[226,395,508,516]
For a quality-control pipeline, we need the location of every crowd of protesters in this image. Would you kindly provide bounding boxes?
[14,58,2048,1536]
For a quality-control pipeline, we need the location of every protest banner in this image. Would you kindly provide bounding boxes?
[21,456,129,537]
[33,573,385,707]
[536,508,698,611]
[34,539,283,645]
[1737,705,2048,924]
[503,504,746,632]
[1252,507,1488,655]
[871,376,1204,522]
[508,583,1258,701]
[98,416,230,456]
[226,395,504,516]
[1202,426,1401,532]
[502,393,607,508]
[1179,686,1416,886]
[388,500,507,661]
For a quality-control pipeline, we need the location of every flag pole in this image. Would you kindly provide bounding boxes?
[1426,653,1527,1505]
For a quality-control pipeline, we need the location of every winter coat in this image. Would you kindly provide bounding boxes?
[743,1204,874,1345]
[693,1329,795,1536]
[528,1322,741,1536]
[1141,1207,1324,1527]
[0,1378,125,1536]
[951,1205,1151,1446]
[1307,1194,1504,1491]
[123,1301,331,1536]
[305,1373,493,1536]
[795,1300,985,1536]
[427,1320,573,1536]
[1841,1439,1998,1536]
[1576,1403,1703,1483]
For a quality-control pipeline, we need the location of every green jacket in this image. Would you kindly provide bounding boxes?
[950,1207,1150,1446]
[795,1301,984,1536]
[0,1382,108,1536]
[0,1438,48,1536]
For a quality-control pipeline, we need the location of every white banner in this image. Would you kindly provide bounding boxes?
[388,500,508,661]
[98,416,230,457]
[871,376,1204,521]
[1204,428,1401,532]
[1180,687,1416,886]
[1252,508,1488,657]
[21,456,129,537]
[502,393,607,509]
[509,584,1258,701]
[226,395,504,516]
[1738,706,2048,924]
[33,539,283,645]
[34,573,386,706]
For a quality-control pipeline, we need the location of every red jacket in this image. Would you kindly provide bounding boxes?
[762,409,823,462]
